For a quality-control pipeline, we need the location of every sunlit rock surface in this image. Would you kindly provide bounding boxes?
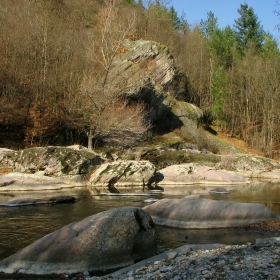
[156,164,248,185]
[0,145,103,176]
[143,196,280,228]
[88,160,156,193]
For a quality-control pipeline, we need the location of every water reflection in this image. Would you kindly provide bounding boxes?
[204,181,280,214]
[0,181,280,261]
[0,196,147,261]
[156,227,270,250]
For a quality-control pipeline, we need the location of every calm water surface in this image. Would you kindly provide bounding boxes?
[0,181,280,261]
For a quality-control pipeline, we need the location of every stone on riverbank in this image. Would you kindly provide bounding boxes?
[91,238,280,280]
[0,207,157,276]
[88,160,156,193]
[157,164,247,185]
[143,197,280,228]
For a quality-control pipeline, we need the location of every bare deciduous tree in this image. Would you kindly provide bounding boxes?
[70,0,149,149]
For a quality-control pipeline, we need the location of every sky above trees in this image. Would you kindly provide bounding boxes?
[169,0,279,42]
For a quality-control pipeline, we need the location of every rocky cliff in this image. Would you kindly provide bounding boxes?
[108,39,240,154]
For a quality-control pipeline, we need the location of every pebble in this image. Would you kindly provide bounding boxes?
[86,237,280,280]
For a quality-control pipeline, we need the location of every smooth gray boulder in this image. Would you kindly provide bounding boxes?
[0,207,157,276]
[88,160,156,193]
[143,197,280,228]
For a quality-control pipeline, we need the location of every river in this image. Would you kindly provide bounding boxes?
[0,181,280,261]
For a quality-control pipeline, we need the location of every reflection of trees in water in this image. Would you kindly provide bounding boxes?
[219,181,280,215]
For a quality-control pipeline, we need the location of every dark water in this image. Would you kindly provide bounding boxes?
[0,181,280,261]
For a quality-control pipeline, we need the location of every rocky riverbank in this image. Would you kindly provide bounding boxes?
[56,221,280,280]
[86,236,280,280]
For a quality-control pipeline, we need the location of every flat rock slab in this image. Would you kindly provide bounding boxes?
[243,170,280,180]
[143,197,280,228]
[0,207,157,276]
[157,164,247,185]
[0,195,76,207]
[0,173,74,191]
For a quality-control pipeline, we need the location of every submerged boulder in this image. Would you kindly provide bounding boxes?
[143,197,280,228]
[0,207,157,276]
[0,195,76,207]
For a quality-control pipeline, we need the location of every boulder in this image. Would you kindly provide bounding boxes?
[0,146,103,176]
[143,197,280,229]
[219,154,280,173]
[171,101,243,154]
[0,207,157,276]
[88,160,156,193]
[156,164,247,185]
[141,149,219,169]
[0,195,76,207]
[113,39,178,122]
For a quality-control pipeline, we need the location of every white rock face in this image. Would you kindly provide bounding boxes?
[88,160,156,191]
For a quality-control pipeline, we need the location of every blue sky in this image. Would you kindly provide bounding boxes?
[168,0,280,42]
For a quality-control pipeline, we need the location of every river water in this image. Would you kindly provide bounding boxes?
[0,181,280,261]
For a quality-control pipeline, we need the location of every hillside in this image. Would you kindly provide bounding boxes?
[1,1,280,159]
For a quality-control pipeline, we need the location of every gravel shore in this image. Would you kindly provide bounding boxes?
[84,222,280,280]
[86,237,280,280]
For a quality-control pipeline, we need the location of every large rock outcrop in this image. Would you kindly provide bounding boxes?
[171,101,242,154]
[108,39,240,154]
[88,160,156,193]
[112,39,178,122]
[143,196,280,229]
[0,145,103,176]
[0,207,157,276]
[156,164,248,185]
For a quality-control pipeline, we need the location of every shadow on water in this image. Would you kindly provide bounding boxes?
[0,181,280,263]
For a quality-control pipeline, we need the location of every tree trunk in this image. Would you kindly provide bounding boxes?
[87,128,93,150]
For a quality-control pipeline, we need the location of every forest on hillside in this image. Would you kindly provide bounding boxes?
[1,0,280,158]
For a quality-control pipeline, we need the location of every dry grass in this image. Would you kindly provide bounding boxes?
[215,130,265,157]
[0,167,13,174]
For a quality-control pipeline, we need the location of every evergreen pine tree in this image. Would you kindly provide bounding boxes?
[234,3,264,54]
[200,11,218,39]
